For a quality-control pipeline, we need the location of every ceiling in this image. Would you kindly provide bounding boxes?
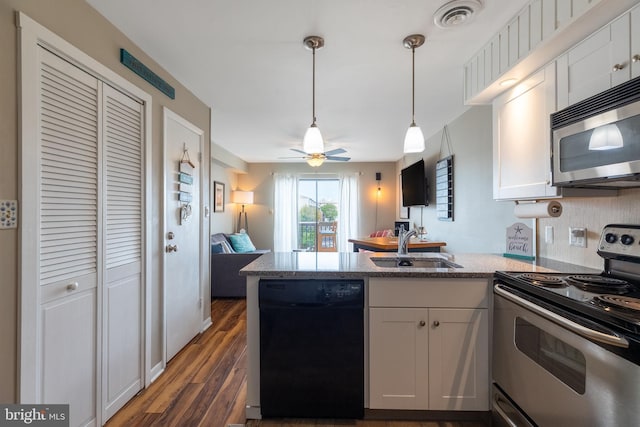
[86,0,529,163]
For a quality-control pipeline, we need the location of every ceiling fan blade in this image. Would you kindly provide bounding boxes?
[324,148,346,156]
[289,148,308,155]
[278,156,306,159]
[326,156,350,161]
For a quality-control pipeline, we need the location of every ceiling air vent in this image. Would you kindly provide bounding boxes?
[433,0,483,28]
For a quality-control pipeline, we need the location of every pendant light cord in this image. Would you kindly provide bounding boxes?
[411,45,416,126]
[312,46,316,125]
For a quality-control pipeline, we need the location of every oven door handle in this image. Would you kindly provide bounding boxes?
[494,284,629,348]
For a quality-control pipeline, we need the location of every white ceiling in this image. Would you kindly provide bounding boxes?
[87,0,529,163]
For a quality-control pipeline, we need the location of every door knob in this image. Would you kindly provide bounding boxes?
[612,63,624,72]
[167,231,175,240]
[166,244,178,253]
[433,320,440,327]
[419,320,426,327]
[633,54,640,63]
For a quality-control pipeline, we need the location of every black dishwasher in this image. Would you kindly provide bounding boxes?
[259,278,364,419]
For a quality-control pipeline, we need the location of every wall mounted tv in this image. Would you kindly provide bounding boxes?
[401,159,428,207]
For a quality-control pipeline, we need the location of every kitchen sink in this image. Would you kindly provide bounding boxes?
[369,257,462,269]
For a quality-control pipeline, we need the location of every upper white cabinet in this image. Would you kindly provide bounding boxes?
[493,63,559,200]
[557,5,640,109]
[464,0,640,105]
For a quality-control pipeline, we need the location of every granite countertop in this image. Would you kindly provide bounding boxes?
[239,252,599,279]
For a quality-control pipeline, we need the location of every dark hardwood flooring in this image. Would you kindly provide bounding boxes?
[106,299,488,427]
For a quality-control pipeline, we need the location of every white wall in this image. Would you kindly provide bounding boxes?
[539,189,640,269]
[398,106,519,254]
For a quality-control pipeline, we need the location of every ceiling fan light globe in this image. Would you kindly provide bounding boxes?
[306,156,324,167]
[303,124,324,154]
[403,124,425,153]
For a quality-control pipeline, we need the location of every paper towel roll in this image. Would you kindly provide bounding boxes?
[514,201,562,218]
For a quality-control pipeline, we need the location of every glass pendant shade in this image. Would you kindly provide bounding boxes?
[306,156,324,167]
[403,123,425,153]
[588,124,623,150]
[303,123,324,154]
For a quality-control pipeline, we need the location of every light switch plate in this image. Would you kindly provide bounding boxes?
[545,226,554,244]
[569,227,587,247]
[0,200,18,229]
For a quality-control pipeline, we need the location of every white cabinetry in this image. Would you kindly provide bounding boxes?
[465,0,604,104]
[368,278,489,411]
[493,63,558,200]
[556,10,633,109]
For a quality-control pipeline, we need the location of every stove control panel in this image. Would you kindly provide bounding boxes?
[598,224,640,259]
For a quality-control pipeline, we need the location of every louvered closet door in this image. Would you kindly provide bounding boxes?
[102,84,144,420]
[38,47,99,427]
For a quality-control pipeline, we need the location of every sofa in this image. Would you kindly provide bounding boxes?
[210,233,269,298]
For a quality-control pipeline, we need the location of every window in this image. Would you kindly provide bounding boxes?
[298,179,340,251]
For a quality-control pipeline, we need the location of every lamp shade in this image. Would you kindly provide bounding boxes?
[403,123,425,153]
[231,191,254,205]
[303,124,324,154]
[306,156,324,167]
[588,124,623,150]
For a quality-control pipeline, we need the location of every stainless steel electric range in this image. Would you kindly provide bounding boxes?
[493,224,640,427]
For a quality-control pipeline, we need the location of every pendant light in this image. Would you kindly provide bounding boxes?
[403,34,425,154]
[303,35,325,155]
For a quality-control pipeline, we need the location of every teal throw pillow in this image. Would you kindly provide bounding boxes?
[228,233,256,253]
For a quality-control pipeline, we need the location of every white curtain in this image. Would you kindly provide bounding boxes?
[273,173,298,252]
[337,173,360,252]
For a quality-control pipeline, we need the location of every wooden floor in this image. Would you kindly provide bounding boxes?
[106,299,488,427]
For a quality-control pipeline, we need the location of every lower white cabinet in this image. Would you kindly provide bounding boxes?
[368,278,489,411]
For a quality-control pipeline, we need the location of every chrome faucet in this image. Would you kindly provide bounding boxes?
[397,227,417,255]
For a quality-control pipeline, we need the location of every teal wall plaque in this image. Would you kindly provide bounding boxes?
[120,48,175,99]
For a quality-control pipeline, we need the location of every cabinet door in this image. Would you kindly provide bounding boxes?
[558,13,630,108]
[493,63,558,200]
[369,307,429,410]
[428,308,489,411]
[631,5,640,79]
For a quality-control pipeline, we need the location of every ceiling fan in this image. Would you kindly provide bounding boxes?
[281,148,351,167]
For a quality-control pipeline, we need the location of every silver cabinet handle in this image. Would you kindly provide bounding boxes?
[612,63,624,72]
[494,284,629,348]
[433,320,440,327]
[419,320,426,327]
[67,282,79,291]
[633,54,640,63]
[166,244,178,253]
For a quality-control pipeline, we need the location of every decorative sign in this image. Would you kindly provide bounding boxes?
[178,172,193,185]
[120,48,175,99]
[504,222,534,260]
[179,191,192,203]
[435,155,454,221]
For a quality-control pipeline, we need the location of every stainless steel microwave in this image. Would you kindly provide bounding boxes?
[551,77,640,188]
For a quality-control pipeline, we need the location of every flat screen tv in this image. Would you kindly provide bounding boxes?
[401,159,428,207]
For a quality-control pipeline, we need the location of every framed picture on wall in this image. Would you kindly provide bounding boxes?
[214,181,225,212]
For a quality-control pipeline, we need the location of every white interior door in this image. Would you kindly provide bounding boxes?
[102,84,145,420]
[163,108,203,361]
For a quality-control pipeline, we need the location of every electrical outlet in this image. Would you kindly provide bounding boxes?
[545,226,554,244]
[569,227,587,248]
[0,200,18,229]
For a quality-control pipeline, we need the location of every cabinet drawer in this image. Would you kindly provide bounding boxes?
[369,278,489,308]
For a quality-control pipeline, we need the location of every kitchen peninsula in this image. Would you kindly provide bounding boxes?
[240,251,565,421]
